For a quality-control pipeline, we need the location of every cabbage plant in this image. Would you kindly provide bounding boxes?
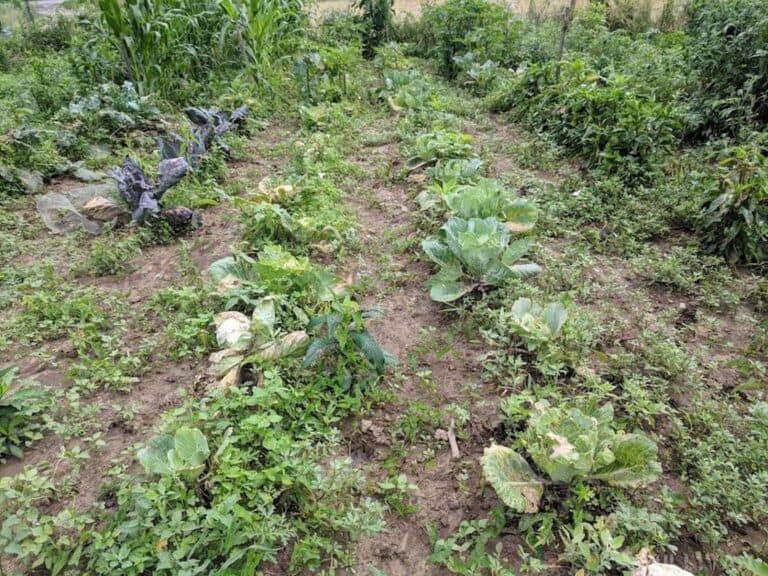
[138,426,210,481]
[422,217,540,302]
[481,401,662,513]
[505,297,567,351]
[443,178,538,232]
[525,401,662,487]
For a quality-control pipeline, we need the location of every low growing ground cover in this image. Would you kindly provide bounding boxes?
[0,0,766,574]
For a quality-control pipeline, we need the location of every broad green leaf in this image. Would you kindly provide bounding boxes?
[501,238,534,265]
[509,263,542,278]
[511,297,534,318]
[422,237,455,268]
[351,330,387,372]
[137,434,175,476]
[590,432,662,487]
[214,352,245,379]
[543,303,567,336]
[430,279,474,302]
[208,253,259,284]
[169,426,210,475]
[251,296,276,341]
[481,444,543,513]
[302,335,336,367]
[208,256,236,282]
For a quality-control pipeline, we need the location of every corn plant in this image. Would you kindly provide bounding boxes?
[96,0,233,98]
[219,0,305,75]
[355,0,393,58]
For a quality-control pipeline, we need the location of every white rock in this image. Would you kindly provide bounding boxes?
[633,564,695,576]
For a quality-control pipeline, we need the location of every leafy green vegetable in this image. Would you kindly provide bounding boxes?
[426,158,484,187]
[138,426,210,481]
[211,297,310,388]
[443,178,538,231]
[506,298,567,351]
[408,129,474,168]
[422,217,540,302]
[208,247,338,307]
[526,401,662,488]
[482,401,661,514]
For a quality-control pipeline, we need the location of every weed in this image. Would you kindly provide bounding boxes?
[77,235,141,277]
[391,401,443,445]
[428,509,514,575]
[377,473,418,516]
[303,298,393,392]
[0,366,51,462]
[151,286,215,360]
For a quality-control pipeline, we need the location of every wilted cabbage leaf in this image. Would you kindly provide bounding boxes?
[481,444,543,513]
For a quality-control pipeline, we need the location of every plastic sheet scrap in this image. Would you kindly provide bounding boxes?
[36,183,123,235]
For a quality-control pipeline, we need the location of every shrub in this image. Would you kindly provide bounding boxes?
[489,59,684,181]
[604,0,654,32]
[686,0,768,135]
[25,55,80,116]
[693,137,768,263]
[419,0,523,79]
[355,0,393,58]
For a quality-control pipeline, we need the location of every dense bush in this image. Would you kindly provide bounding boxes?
[693,136,768,264]
[686,0,768,135]
[419,0,524,79]
[489,59,684,181]
[355,0,393,58]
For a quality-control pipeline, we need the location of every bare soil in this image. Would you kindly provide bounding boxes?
[340,124,519,575]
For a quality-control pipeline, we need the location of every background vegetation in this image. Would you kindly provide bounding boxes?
[0,0,766,574]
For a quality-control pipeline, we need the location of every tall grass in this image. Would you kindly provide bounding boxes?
[95,0,239,101]
[219,0,306,79]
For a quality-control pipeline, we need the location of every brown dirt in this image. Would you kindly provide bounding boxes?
[0,125,289,568]
[340,130,516,574]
